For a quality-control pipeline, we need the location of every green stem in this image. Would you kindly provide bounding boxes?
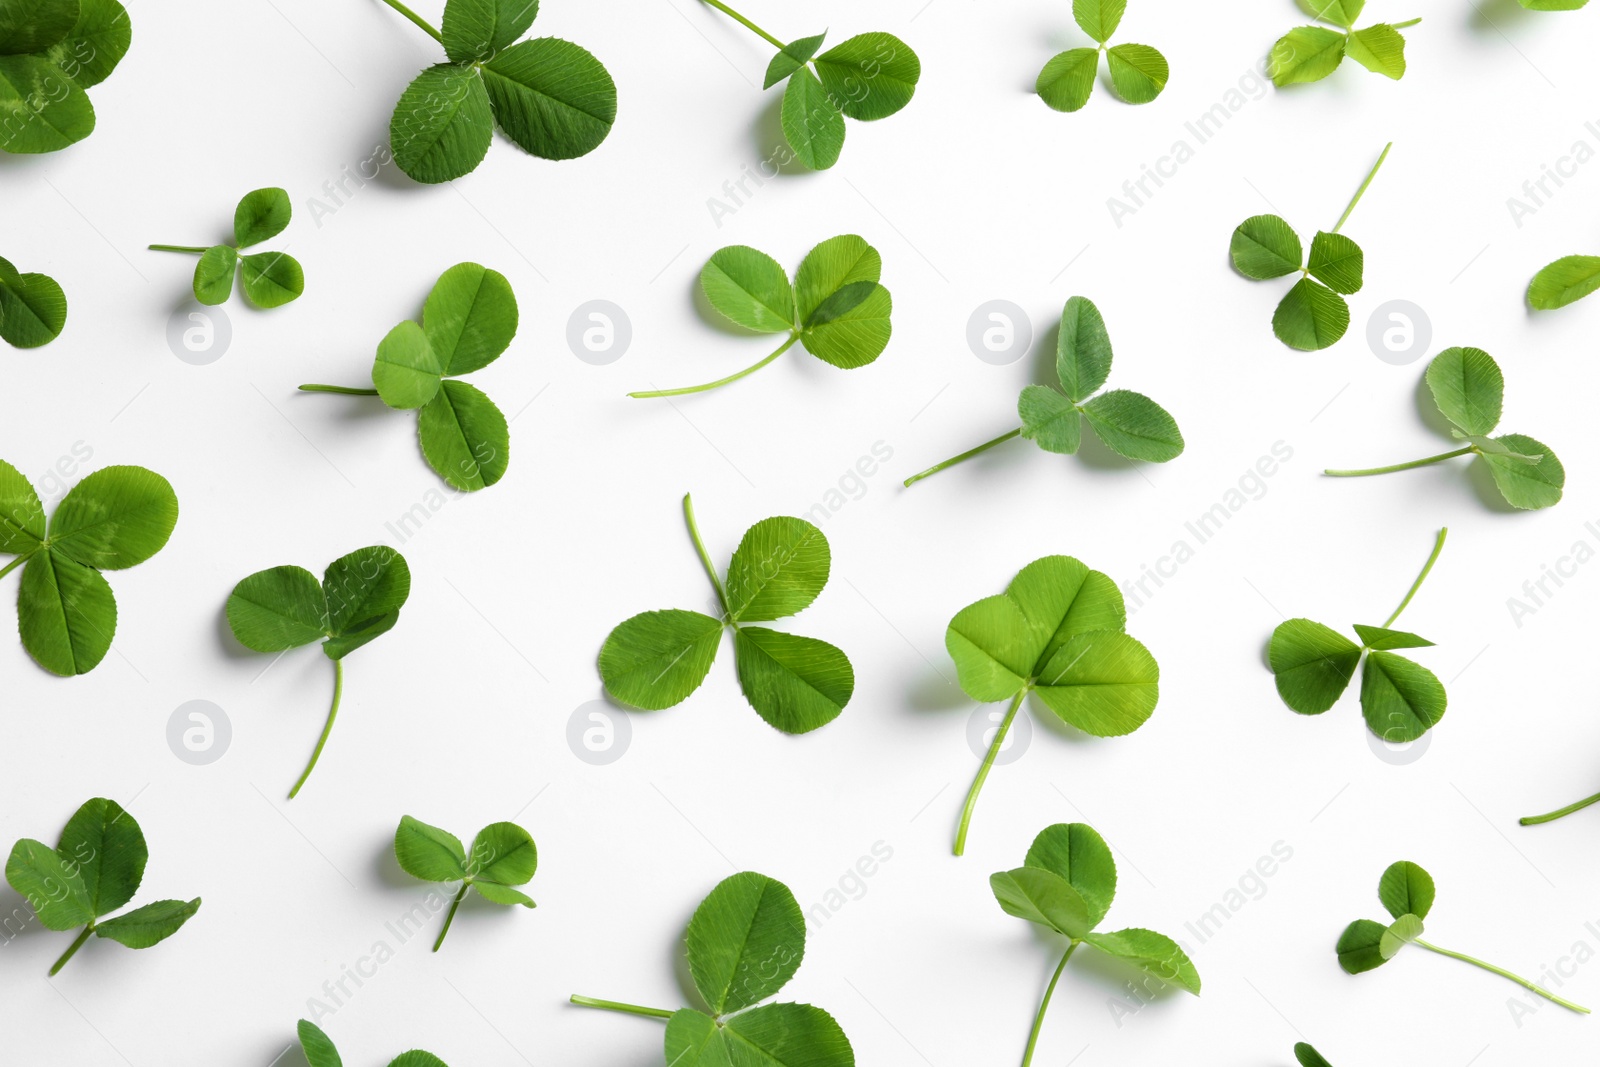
[1521,789,1600,826]
[147,244,209,255]
[1332,141,1392,234]
[699,0,786,50]
[1383,527,1447,628]
[298,384,380,395]
[1021,942,1078,1067]
[629,334,799,399]
[1392,18,1422,28]
[0,554,29,582]
[1413,938,1590,1014]
[904,428,1024,488]
[49,924,94,976]
[682,493,731,621]
[1323,446,1472,478]
[374,0,444,44]
[289,659,344,799]
[954,690,1026,856]
[433,885,468,951]
[569,994,677,1019]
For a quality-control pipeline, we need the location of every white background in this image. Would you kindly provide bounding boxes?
[5,0,1600,1064]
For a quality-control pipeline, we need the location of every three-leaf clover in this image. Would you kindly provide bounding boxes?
[0,460,178,676]
[1037,0,1169,112]
[944,556,1159,855]
[1337,860,1589,1013]
[374,0,616,184]
[225,546,411,798]
[631,236,892,399]
[149,188,303,308]
[1326,347,1565,509]
[0,0,131,154]
[5,798,200,975]
[700,0,918,171]
[393,815,537,951]
[1230,143,1390,351]
[296,1019,448,1067]
[599,493,853,734]
[1268,527,1449,744]
[1528,253,1600,310]
[904,295,1183,487]
[571,871,854,1067]
[300,263,516,491]
[0,255,67,348]
[992,823,1200,1067]
[1269,2,1421,86]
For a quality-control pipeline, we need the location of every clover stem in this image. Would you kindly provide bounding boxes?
[683,493,731,621]
[0,555,27,582]
[1332,141,1392,234]
[568,995,677,1020]
[1393,17,1422,28]
[298,384,380,395]
[903,428,1024,488]
[288,659,344,799]
[49,925,94,976]
[1383,526,1447,628]
[1520,788,1600,826]
[1412,938,1590,1013]
[374,0,444,44]
[433,885,468,952]
[699,0,786,51]
[147,244,209,255]
[628,334,799,398]
[1021,941,1078,1067]
[1323,446,1472,478]
[954,690,1026,856]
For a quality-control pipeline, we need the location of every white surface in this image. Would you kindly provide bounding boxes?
[4,0,1600,1064]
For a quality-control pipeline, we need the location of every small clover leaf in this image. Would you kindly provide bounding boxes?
[1337,860,1589,1013]
[1268,528,1449,743]
[1230,144,1390,351]
[599,494,853,734]
[226,546,411,797]
[150,188,304,308]
[905,295,1182,487]
[572,871,854,1067]
[393,815,537,951]
[940,556,1157,854]
[0,254,68,348]
[300,262,516,491]
[0,0,131,155]
[992,823,1199,1066]
[698,0,918,171]
[1528,254,1600,309]
[1269,3,1420,86]
[4,798,199,975]
[1326,348,1565,509]
[630,235,893,399]
[0,460,177,676]
[1037,0,1169,111]
[371,0,615,184]
[296,1019,450,1067]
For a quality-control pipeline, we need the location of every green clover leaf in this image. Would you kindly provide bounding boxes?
[296,1019,450,1067]
[393,815,537,951]
[1037,0,1168,111]
[1268,2,1420,86]
[0,0,130,154]
[0,254,68,348]
[150,188,304,309]
[599,494,853,734]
